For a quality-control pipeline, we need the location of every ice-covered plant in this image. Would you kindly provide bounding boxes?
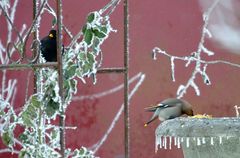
[0,0,121,157]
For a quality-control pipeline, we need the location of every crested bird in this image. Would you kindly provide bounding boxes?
[144,98,194,126]
[40,29,57,62]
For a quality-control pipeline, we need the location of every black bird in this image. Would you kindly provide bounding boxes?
[40,30,57,62]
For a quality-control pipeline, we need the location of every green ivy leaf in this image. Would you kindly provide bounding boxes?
[66,64,78,79]
[82,63,91,74]
[20,95,41,127]
[45,99,59,118]
[79,148,84,155]
[93,29,106,38]
[70,79,77,94]
[87,12,95,23]
[19,133,29,143]
[31,95,41,108]
[19,150,28,158]
[84,29,93,46]
[52,17,57,26]
[2,131,13,147]
[82,25,87,34]
[78,52,86,60]
[92,38,101,53]
[21,111,34,127]
[76,68,83,78]
[87,52,95,63]
[51,129,58,140]
[99,26,108,34]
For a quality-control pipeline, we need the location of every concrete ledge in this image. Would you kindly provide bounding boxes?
[156,117,240,137]
[155,117,240,158]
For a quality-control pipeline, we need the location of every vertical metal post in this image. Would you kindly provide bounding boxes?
[124,0,130,157]
[33,0,38,93]
[56,0,65,157]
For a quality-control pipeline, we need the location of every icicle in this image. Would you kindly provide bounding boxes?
[174,137,177,146]
[156,136,162,149]
[92,74,97,85]
[197,137,201,146]
[201,44,214,56]
[186,137,190,148]
[202,137,206,144]
[164,136,167,149]
[159,136,162,149]
[210,137,214,145]
[169,136,172,150]
[162,136,165,149]
[155,136,161,152]
[177,137,181,148]
[155,141,158,152]
[170,57,175,82]
[219,136,222,144]
[152,51,157,60]
[181,137,184,143]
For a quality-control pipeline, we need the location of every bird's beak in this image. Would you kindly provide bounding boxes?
[49,33,54,38]
[144,115,158,127]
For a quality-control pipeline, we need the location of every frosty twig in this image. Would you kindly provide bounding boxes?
[152,0,240,98]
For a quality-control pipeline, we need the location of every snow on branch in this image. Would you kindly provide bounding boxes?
[0,0,20,107]
[152,0,240,98]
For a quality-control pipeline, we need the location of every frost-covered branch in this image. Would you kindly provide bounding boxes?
[90,72,145,153]
[68,0,120,48]
[0,148,20,154]
[152,47,240,69]
[0,1,19,107]
[151,0,237,98]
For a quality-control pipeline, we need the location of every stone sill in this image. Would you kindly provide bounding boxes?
[155,117,240,158]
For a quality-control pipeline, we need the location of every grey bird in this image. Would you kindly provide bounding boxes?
[144,98,194,126]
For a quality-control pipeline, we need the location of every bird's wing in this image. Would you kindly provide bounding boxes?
[145,103,175,112]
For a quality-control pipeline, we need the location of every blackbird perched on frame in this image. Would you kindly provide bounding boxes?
[40,30,57,62]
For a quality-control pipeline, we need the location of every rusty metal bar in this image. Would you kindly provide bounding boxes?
[0,63,58,70]
[33,0,38,93]
[0,64,126,74]
[97,67,125,73]
[56,0,65,157]
[124,0,130,157]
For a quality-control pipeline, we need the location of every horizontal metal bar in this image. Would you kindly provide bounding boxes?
[0,64,126,74]
[0,62,58,70]
[97,67,126,73]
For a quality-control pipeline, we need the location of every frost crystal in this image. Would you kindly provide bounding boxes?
[170,57,175,82]
[186,137,190,148]
[201,44,214,56]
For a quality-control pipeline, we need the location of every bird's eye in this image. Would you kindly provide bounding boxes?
[49,33,54,38]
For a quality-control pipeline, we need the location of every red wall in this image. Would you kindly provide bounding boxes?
[1,0,240,158]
